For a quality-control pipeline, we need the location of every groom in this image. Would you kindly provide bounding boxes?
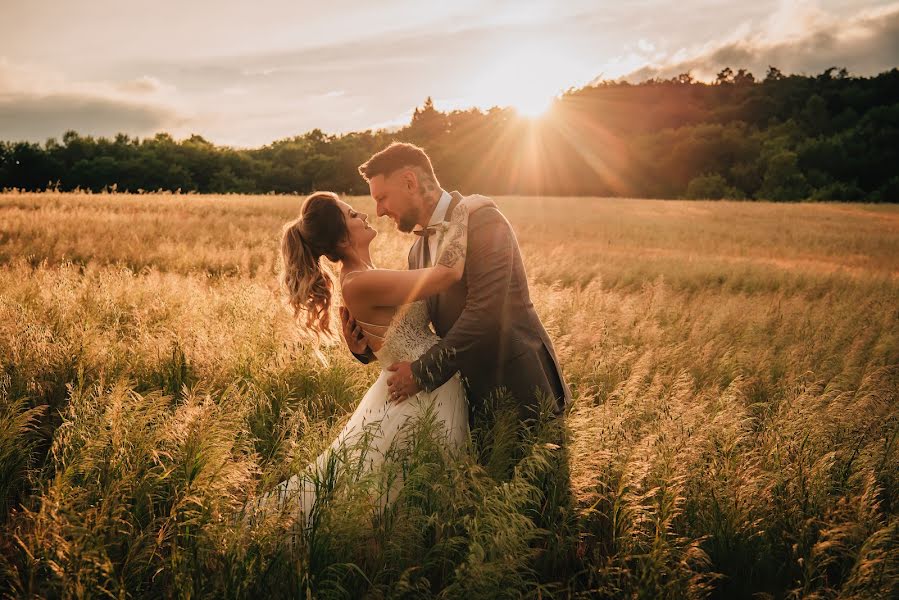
[342,141,570,425]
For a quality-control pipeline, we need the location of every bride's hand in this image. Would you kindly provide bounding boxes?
[460,194,496,214]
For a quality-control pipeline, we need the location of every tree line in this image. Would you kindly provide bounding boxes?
[1,66,897,201]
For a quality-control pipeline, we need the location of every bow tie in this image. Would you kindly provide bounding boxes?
[413,226,437,238]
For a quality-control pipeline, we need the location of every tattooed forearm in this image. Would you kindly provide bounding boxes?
[437,205,469,270]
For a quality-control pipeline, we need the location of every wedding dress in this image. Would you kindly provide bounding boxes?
[255,300,468,522]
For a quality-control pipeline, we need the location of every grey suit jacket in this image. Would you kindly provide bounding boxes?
[409,192,571,419]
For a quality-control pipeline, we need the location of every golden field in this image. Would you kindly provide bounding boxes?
[1,192,897,598]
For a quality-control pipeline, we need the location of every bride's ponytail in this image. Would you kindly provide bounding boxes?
[279,192,348,341]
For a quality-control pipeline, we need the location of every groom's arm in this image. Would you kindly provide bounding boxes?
[351,349,375,364]
[410,207,513,391]
[341,306,376,364]
[350,347,376,364]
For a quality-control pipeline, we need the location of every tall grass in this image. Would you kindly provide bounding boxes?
[1,191,897,598]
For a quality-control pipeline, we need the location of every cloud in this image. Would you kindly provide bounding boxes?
[0,93,183,143]
[0,60,184,143]
[618,2,899,82]
[5,1,893,147]
[116,75,173,95]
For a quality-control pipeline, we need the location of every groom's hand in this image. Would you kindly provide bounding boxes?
[386,362,419,403]
[340,306,369,355]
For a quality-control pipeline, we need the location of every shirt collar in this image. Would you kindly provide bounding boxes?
[427,190,453,226]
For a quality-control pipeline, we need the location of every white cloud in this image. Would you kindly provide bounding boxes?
[619,1,899,82]
[116,76,173,95]
[761,0,829,44]
[637,39,656,54]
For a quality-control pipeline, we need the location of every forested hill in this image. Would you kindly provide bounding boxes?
[2,67,897,201]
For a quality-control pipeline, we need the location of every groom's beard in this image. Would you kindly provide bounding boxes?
[397,208,421,233]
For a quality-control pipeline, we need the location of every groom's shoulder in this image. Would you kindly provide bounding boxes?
[468,197,509,231]
[448,191,510,232]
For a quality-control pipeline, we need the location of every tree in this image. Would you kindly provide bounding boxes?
[800,95,829,136]
[669,72,694,85]
[765,66,784,82]
[1,142,61,190]
[759,151,810,200]
[716,67,734,85]
[734,69,755,86]
[818,66,849,81]
[0,69,896,200]
[685,173,743,199]
[408,97,448,143]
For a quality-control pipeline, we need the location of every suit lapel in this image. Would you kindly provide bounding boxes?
[447,191,463,219]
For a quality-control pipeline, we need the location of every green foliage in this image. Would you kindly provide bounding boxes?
[1,68,898,201]
[760,151,811,201]
[685,173,744,199]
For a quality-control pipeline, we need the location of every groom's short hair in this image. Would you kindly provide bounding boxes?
[358,142,438,184]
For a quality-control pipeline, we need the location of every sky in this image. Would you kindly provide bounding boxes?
[1,0,897,147]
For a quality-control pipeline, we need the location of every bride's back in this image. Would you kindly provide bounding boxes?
[360,300,437,366]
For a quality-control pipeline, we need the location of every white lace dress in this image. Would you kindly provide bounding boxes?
[256,301,468,521]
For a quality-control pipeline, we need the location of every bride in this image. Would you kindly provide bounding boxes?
[253,190,494,522]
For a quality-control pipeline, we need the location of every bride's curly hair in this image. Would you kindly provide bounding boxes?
[280,191,348,340]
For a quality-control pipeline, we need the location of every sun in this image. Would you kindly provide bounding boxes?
[471,39,571,119]
[511,90,555,118]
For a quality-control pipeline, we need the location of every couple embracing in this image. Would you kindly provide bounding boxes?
[258,142,570,519]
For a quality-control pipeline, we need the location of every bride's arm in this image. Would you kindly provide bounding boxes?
[341,196,495,309]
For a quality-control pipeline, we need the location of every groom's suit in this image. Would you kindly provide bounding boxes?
[409,191,570,423]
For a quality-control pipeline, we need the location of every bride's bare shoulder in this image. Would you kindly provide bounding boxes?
[340,269,367,297]
[340,268,389,301]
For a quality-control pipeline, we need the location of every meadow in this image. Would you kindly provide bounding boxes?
[0,191,897,598]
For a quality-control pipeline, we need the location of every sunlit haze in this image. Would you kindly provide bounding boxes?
[1,0,897,146]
